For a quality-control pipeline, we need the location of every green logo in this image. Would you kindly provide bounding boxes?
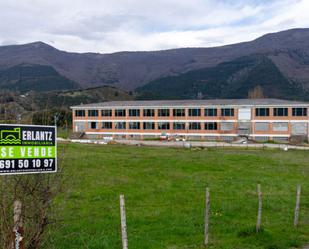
[0,127,21,145]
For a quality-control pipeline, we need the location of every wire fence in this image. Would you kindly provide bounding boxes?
[39,185,308,249]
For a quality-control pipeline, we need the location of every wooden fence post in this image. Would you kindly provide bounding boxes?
[120,195,128,249]
[256,184,262,233]
[204,187,210,247]
[294,185,301,227]
[12,200,24,249]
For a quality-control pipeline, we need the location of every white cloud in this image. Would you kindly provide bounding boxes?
[0,0,308,53]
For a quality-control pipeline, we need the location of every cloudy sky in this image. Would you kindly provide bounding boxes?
[0,0,308,53]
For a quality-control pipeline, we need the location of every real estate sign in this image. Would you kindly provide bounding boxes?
[0,124,57,175]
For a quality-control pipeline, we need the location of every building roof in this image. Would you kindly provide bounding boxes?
[71,99,309,109]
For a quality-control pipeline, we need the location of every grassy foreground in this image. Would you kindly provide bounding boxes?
[45,143,308,249]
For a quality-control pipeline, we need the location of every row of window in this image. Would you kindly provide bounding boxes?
[85,121,306,133]
[255,107,307,117]
[76,108,233,117]
[76,107,308,118]
[91,122,220,130]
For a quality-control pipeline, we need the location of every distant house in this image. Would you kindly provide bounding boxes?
[71,99,309,142]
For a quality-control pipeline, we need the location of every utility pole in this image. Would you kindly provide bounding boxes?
[4,106,7,123]
[54,113,58,127]
[16,114,22,124]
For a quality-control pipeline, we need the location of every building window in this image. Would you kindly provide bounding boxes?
[189,122,201,130]
[102,122,112,129]
[255,122,270,132]
[173,109,185,116]
[221,108,234,117]
[115,122,126,129]
[273,122,288,132]
[143,122,155,130]
[75,110,85,117]
[291,123,307,135]
[89,122,98,129]
[115,109,126,117]
[129,109,140,117]
[158,109,170,117]
[188,108,201,117]
[143,109,155,117]
[205,122,218,130]
[255,108,269,117]
[75,122,86,132]
[158,122,170,130]
[205,108,217,117]
[173,122,186,130]
[88,110,98,117]
[273,108,288,116]
[101,109,112,117]
[221,122,234,131]
[129,122,140,130]
[292,107,307,116]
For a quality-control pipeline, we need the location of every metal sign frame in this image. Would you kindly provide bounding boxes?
[0,124,57,175]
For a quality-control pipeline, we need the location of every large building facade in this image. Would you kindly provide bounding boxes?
[71,99,309,142]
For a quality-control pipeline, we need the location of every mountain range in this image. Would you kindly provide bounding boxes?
[1,28,309,100]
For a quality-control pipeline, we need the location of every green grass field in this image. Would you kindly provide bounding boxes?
[45,143,309,249]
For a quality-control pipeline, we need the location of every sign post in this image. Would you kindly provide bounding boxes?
[0,124,57,175]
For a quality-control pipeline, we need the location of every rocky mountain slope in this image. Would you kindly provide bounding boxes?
[0,63,78,92]
[1,28,309,99]
[137,55,309,100]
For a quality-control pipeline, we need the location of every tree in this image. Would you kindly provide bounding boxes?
[0,152,65,249]
[32,108,72,127]
[197,91,204,100]
[248,85,265,99]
